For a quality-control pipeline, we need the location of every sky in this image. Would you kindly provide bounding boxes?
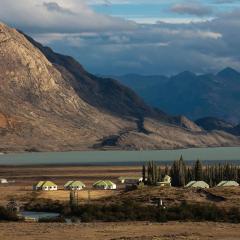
[0,0,240,75]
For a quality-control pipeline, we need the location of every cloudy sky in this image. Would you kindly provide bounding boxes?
[0,0,240,75]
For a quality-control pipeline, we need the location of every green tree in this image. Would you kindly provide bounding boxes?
[170,155,186,187]
[142,164,146,183]
[147,161,159,185]
[194,159,203,181]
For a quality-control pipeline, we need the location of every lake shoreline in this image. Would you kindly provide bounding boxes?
[1,145,239,155]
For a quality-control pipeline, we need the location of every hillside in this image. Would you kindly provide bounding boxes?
[114,68,240,124]
[0,22,240,152]
[195,117,240,136]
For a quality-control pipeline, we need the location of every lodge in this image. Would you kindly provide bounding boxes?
[64,181,86,190]
[118,177,143,184]
[33,181,58,191]
[93,180,117,190]
[156,175,172,187]
[217,180,239,187]
[185,181,209,189]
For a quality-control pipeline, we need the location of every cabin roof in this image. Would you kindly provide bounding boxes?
[64,181,85,188]
[35,181,57,188]
[93,180,115,187]
[185,181,209,188]
[118,177,142,180]
[217,180,239,187]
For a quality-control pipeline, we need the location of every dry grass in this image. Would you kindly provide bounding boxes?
[0,165,141,185]
[0,221,240,240]
[0,165,139,204]
[40,189,118,202]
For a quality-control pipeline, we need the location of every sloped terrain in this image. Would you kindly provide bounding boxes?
[0,22,240,152]
[195,117,240,136]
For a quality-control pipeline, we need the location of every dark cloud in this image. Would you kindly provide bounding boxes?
[43,2,75,15]
[0,0,240,75]
[171,2,213,16]
[37,10,240,75]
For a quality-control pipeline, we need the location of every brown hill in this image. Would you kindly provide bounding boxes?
[0,22,240,152]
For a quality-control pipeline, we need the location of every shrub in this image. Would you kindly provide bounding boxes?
[0,206,19,221]
[24,199,64,213]
[67,201,240,223]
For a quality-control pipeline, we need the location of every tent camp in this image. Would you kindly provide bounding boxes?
[185,181,209,189]
[93,180,116,190]
[64,181,86,190]
[33,181,58,191]
[217,181,239,187]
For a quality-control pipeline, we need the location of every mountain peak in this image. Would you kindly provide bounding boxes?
[217,67,240,78]
[174,70,196,79]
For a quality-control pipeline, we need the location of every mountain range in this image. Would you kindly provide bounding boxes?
[113,68,240,124]
[0,22,240,152]
[195,117,240,136]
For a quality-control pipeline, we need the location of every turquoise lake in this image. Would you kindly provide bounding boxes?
[0,147,240,165]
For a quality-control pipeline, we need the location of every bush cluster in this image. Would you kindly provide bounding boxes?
[70,201,240,223]
[24,199,63,213]
[0,206,19,221]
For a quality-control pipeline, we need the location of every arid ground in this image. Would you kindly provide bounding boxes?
[1,221,240,240]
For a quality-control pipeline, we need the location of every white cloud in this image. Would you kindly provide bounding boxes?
[0,0,239,75]
[0,0,137,33]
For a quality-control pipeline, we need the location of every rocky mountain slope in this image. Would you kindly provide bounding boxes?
[195,117,240,136]
[0,22,240,152]
[195,117,234,132]
[114,68,240,124]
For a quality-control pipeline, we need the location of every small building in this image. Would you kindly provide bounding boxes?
[156,175,171,187]
[33,181,58,191]
[0,178,8,184]
[120,177,144,191]
[93,180,116,190]
[64,181,86,190]
[118,177,143,184]
[185,181,209,189]
[217,181,239,187]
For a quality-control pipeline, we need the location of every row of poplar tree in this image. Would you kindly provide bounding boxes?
[142,156,240,187]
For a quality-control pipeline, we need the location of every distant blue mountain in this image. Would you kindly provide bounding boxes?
[112,68,240,124]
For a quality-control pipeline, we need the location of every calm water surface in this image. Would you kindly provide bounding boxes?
[20,211,59,220]
[0,147,240,165]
